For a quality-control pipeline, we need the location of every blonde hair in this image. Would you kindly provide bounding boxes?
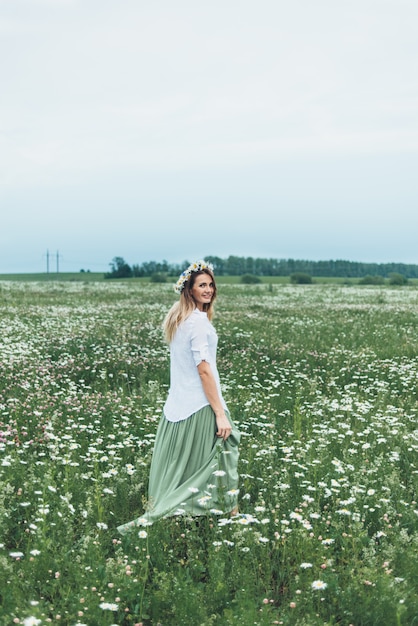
[163,268,217,343]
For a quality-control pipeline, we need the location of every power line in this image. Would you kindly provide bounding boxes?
[42,251,109,272]
[44,250,62,273]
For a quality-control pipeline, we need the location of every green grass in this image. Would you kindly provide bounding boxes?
[1,273,416,286]
[0,272,106,282]
[0,281,418,625]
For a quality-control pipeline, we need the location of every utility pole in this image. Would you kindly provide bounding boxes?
[46,249,50,274]
[56,250,59,273]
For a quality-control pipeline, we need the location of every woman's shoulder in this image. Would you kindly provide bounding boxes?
[186,308,207,321]
[182,309,210,332]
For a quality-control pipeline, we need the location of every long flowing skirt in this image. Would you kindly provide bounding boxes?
[117,405,240,534]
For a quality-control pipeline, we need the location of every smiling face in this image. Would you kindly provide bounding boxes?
[190,270,215,311]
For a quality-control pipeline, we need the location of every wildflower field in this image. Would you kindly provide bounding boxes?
[1,280,418,626]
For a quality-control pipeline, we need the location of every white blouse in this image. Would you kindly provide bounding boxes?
[163,308,228,422]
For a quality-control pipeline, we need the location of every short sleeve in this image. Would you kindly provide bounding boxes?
[190,315,211,367]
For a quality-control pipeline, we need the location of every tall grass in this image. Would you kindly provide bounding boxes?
[0,281,417,625]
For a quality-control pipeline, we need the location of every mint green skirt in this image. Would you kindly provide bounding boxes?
[117,405,240,534]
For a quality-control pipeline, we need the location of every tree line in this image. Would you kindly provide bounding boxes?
[105,255,418,279]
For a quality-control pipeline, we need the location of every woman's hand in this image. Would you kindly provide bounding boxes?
[215,412,232,440]
[197,361,232,440]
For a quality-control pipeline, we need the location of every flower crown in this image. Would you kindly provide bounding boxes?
[174,260,214,295]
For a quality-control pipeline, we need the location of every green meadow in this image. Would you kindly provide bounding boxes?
[1,280,418,625]
[0,272,415,286]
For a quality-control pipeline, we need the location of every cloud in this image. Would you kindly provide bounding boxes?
[1,0,418,270]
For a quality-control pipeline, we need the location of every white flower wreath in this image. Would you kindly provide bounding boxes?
[174,259,214,294]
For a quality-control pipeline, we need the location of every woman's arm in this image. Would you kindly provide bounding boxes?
[197,360,232,440]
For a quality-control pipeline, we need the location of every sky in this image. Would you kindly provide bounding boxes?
[1,0,418,273]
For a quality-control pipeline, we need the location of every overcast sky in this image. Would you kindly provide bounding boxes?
[1,0,418,273]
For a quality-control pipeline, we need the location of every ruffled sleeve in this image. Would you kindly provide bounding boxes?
[190,313,212,367]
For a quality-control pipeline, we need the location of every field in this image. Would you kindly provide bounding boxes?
[1,280,418,625]
[1,273,416,287]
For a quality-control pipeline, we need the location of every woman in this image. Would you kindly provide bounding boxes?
[117,260,240,533]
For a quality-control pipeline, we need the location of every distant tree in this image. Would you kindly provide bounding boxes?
[241,274,261,284]
[102,255,418,280]
[132,264,143,277]
[388,272,408,286]
[226,255,245,275]
[290,272,313,284]
[105,257,133,279]
[359,275,385,285]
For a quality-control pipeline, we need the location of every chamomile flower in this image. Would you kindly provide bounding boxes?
[311,580,328,590]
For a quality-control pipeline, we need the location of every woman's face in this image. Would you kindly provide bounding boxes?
[190,272,215,311]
